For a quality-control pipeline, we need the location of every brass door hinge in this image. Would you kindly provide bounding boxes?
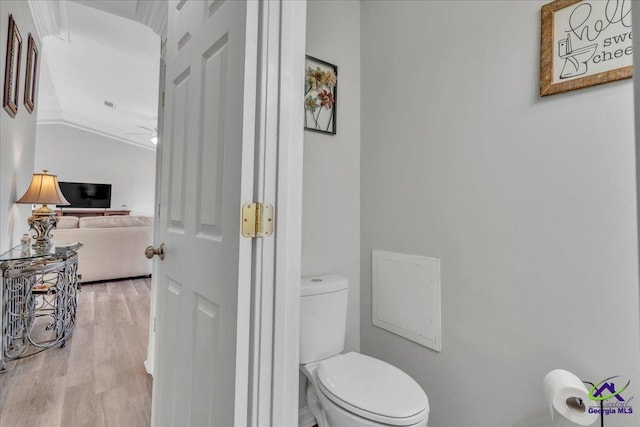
[242,203,274,238]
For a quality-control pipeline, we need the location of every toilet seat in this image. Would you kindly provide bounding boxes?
[315,352,429,426]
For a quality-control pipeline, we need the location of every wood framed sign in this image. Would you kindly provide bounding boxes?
[540,0,633,96]
[3,14,22,117]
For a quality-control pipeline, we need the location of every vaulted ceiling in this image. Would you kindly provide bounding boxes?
[29,0,167,150]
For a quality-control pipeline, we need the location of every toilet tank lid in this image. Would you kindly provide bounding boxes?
[301,274,348,296]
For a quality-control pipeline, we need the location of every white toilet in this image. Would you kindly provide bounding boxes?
[300,274,430,427]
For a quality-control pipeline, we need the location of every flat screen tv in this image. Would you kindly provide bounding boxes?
[58,182,112,209]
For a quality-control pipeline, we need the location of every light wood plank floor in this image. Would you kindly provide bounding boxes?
[0,278,152,427]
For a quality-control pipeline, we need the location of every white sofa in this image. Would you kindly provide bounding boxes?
[52,215,154,283]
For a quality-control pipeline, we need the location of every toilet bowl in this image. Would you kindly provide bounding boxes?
[300,275,429,427]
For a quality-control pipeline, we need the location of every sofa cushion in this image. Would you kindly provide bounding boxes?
[57,216,79,229]
[79,215,154,229]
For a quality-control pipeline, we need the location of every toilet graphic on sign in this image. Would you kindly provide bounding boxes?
[557,32,597,79]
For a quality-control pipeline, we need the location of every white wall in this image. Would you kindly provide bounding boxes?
[635,0,640,324]
[35,124,156,214]
[0,0,41,376]
[361,2,640,427]
[0,1,40,252]
[303,0,360,352]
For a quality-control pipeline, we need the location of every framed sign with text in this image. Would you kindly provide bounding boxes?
[540,0,632,96]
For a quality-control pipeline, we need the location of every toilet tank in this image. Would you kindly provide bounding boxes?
[300,275,349,365]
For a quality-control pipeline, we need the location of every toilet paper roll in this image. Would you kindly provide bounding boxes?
[543,369,598,426]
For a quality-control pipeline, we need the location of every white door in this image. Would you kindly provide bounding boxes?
[151,1,258,425]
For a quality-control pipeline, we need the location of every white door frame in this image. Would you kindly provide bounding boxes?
[248,1,306,425]
[146,0,306,425]
[270,0,307,424]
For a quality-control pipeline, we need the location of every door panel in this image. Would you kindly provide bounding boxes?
[196,34,227,239]
[168,68,190,231]
[191,295,219,425]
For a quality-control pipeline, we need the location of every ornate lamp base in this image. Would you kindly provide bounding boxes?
[27,207,59,250]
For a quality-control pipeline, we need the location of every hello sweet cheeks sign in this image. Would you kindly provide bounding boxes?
[540,0,632,96]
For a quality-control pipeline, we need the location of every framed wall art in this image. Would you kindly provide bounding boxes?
[3,14,22,117]
[304,55,337,135]
[24,33,37,114]
[540,0,632,96]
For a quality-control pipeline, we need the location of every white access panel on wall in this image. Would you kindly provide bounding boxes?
[372,250,441,352]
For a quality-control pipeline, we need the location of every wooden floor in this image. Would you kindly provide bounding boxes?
[0,278,152,427]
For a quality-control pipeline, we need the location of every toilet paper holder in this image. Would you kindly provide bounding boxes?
[565,396,585,412]
[582,381,604,427]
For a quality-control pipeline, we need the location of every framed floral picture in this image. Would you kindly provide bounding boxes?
[304,55,337,135]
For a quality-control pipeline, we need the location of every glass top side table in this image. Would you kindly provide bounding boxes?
[0,242,83,372]
[0,242,83,264]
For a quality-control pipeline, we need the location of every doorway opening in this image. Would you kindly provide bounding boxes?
[0,1,165,424]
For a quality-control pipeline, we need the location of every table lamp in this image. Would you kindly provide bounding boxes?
[16,170,70,249]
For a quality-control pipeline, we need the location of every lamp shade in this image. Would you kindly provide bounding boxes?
[16,170,70,206]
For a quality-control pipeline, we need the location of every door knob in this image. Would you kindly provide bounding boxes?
[145,243,165,260]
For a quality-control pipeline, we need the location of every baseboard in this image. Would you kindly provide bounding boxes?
[143,359,153,376]
[298,405,425,427]
[298,406,316,427]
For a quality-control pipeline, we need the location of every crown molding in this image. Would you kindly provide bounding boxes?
[136,0,168,39]
[27,0,70,41]
[37,120,156,152]
[67,1,166,39]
